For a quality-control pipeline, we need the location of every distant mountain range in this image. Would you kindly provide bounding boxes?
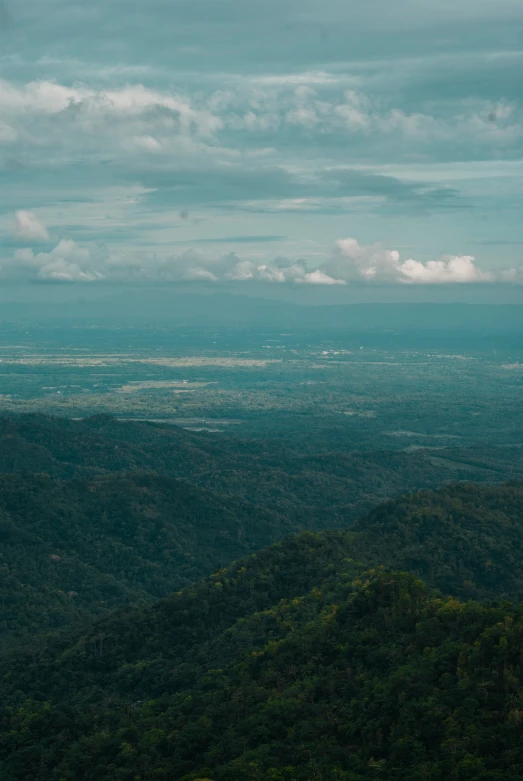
[1,291,522,331]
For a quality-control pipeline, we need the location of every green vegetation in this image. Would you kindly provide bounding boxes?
[1,413,523,646]
[0,471,294,645]
[352,482,523,602]
[1,417,523,638]
[0,321,522,453]
[2,411,523,528]
[0,380,522,781]
[2,483,523,779]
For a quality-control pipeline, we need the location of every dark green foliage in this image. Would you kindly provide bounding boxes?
[0,471,293,645]
[2,484,523,779]
[0,413,519,530]
[352,481,523,602]
[3,413,521,645]
[2,413,523,779]
[2,564,523,780]
[2,462,523,647]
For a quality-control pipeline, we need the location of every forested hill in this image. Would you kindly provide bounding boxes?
[6,480,523,701]
[352,481,523,602]
[2,478,523,646]
[0,472,294,644]
[1,413,522,530]
[2,525,523,779]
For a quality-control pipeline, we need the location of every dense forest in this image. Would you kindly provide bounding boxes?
[1,413,523,529]
[2,413,523,779]
[0,471,295,644]
[2,457,523,645]
[2,483,523,779]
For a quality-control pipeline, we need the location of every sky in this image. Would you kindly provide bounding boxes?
[0,0,522,300]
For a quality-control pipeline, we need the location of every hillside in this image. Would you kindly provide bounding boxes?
[2,483,523,778]
[352,481,523,602]
[0,472,293,645]
[2,477,523,647]
[2,550,523,779]
[1,413,522,530]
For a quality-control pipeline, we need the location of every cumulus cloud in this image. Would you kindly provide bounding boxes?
[300,269,345,285]
[220,84,522,150]
[2,77,521,164]
[1,76,521,260]
[210,254,345,284]
[13,211,50,242]
[7,238,344,285]
[0,3,520,299]
[5,235,519,287]
[0,80,220,133]
[0,79,224,172]
[330,238,494,284]
[397,255,491,284]
[14,240,102,281]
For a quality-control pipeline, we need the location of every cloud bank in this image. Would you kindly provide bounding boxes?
[8,236,520,286]
[1,77,520,166]
[1,0,522,295]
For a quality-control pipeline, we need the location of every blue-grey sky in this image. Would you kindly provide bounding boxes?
[1,0,522,295]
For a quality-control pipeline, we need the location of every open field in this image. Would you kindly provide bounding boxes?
[0,322,520,452]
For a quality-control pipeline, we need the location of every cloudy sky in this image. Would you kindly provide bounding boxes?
[1,0,522,296]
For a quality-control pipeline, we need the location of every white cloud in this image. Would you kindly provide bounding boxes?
[329,238,401,281]
[398,255,492,283]
[300,270,345,285]
[212,84,522,146]
[132,135,163,152]
[331,237,494,284]
[252,72,339,86]
[219,257,345,285]
[5,234,518,287]
[286,106,319,128]
[333,90,372,131]
[14,239,102,281]
[7,239,343,285]
[13,211,50,242]
[0,80,219,131]
[0,79,224,166]
[183,266,218,282]
[0,79,81,114]
[2,76,520,164]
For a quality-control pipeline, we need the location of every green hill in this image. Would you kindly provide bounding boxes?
[2,562,523,780]
[1,413,522,530]
[0,471,293,645]
[351,481,523,602]
[2,475,523,647]
[2,483,523,780]
[2,411,521,647]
